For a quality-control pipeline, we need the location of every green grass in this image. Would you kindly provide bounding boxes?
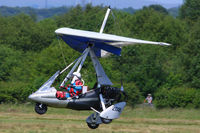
[0,104,200,133]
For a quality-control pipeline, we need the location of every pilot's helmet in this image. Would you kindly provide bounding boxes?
[73,72,81,79]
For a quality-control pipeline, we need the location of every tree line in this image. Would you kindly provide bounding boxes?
[0,5,179,21]
[0,0,200,108]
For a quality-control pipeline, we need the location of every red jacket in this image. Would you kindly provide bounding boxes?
[67,79,83,97]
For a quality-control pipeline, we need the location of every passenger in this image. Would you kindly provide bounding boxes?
[65,72,83,98]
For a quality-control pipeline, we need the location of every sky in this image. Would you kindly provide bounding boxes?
[0,0,184,9]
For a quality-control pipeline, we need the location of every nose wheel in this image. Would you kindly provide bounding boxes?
[86,113,102,129]
[35,103,47,115]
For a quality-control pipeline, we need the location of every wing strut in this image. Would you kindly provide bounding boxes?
[89,48,113,86]
[60,48,90,86]
[60,47,113,86]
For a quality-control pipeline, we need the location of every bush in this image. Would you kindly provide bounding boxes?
[0,81,32,103]
[0,94,16,103]
[193,90,200,108]
[154,87,197,108]
[154,88,169,108]
[169,88,195,108]
[123,82,142,106]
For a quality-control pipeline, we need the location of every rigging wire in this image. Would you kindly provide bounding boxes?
[110,8,124,87]
[57,36,67,66]
[110,8,127,100]
[57,36,88,76]
[60,56,80,74]
[111,9,123,36]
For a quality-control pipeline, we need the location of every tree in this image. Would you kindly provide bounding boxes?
[0,5,196,107]
[145,5,168,15]
[181,20,200,88]
[180,0,200,22]
[0,46,22,81]
[111,8,187,96]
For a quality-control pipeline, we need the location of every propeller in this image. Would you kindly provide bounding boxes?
[120,79,128,102]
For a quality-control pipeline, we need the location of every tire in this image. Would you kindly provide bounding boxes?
[35,103,47,115]
[87,122,99,129]
[101,118,112,124]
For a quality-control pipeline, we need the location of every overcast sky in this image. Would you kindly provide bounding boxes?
[0,0,184,9]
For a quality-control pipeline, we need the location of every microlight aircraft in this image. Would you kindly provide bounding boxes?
[28,7,171,129]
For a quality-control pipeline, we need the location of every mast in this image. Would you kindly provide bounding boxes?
[99,6,111,34]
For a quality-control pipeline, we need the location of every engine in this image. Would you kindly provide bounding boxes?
[101,86,121,101]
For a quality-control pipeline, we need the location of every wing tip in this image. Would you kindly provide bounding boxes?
[159,42,172,46]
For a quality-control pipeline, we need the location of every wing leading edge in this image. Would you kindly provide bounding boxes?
[55,28,171,57]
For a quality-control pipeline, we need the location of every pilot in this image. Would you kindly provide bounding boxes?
[65,72,83,98]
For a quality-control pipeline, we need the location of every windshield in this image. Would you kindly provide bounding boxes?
[36,70,60,92]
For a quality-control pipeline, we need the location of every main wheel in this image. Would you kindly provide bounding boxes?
[87,122,99,129]
[101,118,112,124]
[35,103,47,115]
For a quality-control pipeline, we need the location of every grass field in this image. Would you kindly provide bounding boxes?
[0,104,200,133]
